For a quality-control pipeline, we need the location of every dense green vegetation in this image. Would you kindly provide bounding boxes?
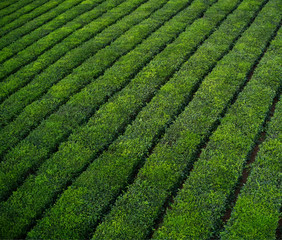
[154,23,281,240]
[0,0,20,12]
[0,0,281,239]
[0,0,64,34]
[220,31,282,240]
[0,0,101,57]
[94,1,281,239]
[0,0,210,200]
[0,0,50,27]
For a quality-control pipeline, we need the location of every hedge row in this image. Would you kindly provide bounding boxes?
[0,0,240,238]
[0,0,64,36]
[0,0,155,123]
[0,0,108,62]
[0,0,19,11]
[154,21,281,240]
[0,0,105,61]
[0,0,50,30]
[0,0,128,82]
[93,1,280,239]
[0,0,45,22]
[28,0,271,239]
[220,39,282,240]
[0,0,170,131]
[0,0,212,202]
[0,0,203,197]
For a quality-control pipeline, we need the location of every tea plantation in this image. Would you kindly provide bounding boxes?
[0,0,281,239]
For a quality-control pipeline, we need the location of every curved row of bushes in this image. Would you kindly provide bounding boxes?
[0,0,240,238]
[0,0,100,57]
[0,0,20,12]
[28,0,273,239]
[0,0,49,27]
[221,31,281,240]
[0,0,204,199]
[0,0,128,82]
[0,0,64,36]
[0,0,154,121]
[155,14,281,239]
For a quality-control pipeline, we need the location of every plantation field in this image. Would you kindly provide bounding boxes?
[0,0,281,239]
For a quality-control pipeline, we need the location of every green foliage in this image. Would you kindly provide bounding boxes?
[0,0,101,57]
[1,0,143,81]
[0,0,178,151]
[0,0,50,28]
[220,45,282,240]
[0,0,280,239]
[0,0,65,36]
[154,14,281,239]
[94,1,281,239]
[0,0,205,202]
[0,0,19,11]
[25,0,264,238]
[0,0,239,237]
[0,0,126,99]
